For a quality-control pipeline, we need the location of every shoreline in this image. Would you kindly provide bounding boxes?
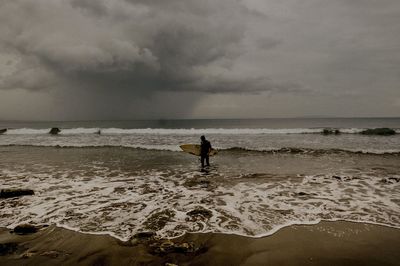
[17,217,400,242]
[1,221,399,265]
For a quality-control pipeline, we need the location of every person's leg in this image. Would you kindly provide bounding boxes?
[201,156,205,167]
[206,156,210,166]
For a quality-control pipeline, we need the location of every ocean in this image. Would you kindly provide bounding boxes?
[0,118,399,240]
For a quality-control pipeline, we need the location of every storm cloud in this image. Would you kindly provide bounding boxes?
[0,0,399,119]
[0,0,276,93]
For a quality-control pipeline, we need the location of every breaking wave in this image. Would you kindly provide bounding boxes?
[1,127,399,155]
[1,144,399,155]
[222,147,400,155]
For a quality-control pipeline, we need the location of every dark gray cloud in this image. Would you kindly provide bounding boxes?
[0,0,399,119]
[70,0,109,17]
[0,0,282,95]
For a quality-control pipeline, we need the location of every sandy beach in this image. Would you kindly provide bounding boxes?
[1,221,399,266]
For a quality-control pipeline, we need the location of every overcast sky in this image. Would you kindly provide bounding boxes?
[0,0,399,120]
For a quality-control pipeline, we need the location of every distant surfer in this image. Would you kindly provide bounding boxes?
[200,135,212,168]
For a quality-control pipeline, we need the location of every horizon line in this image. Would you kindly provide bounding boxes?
[1,116,400,123]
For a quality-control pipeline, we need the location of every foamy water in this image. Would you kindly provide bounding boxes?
[1,119,399,238]
[1,127,400,154]
[0,145,399,240]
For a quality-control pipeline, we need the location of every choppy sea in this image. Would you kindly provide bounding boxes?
[1,118,399,240]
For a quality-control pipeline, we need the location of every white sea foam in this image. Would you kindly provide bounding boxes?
[1,127,400,154]
[0,140,399,154]
[100,127,324,135]
[5,128,51,135]
[340,128,364,134]
[0,165,399,240]
[60,128,101,134]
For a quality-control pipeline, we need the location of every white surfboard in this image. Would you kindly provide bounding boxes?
[180,144,218,156]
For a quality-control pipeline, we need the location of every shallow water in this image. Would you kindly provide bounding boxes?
[1,145,399,240]
[1,118,399,239]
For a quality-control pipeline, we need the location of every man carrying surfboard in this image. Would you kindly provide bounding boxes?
[200,135,212,168]
[179,139,217,165]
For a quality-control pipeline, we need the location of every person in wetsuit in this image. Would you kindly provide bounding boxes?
[200,135,212,167]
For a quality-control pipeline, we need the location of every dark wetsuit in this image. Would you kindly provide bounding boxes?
[200,140,211,167]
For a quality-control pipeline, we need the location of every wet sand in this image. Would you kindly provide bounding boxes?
[1,221,399,266]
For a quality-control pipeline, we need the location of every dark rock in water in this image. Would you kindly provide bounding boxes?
[150,240,200,255]
[0,128,7,134]
[382,177,400,184]
[186,207,213,220]
[143,210,175,231]
[183,178,210,188]
[297,192,308,196]
[322,129,330,135]
[276,209,294,216]
[129,231,159,246]
[173,242,196,253]
[380,179,389,184]
[360,128,396,136]
[322,128,341,135]
[158,240,175,253]
[332,175,342,181]
[49,127,61,135]
[13,224,39,235]
[0,188,34,198]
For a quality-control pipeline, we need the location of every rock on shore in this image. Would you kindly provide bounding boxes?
[49,128,61,135]
[0,189,34,198]
[360,128,396,136]
[12,224,39,235]
[322,128,340,135]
